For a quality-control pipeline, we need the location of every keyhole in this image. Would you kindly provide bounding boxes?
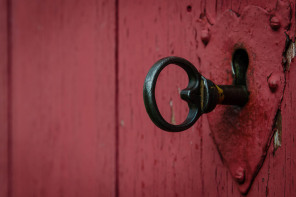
[232,48,249,86]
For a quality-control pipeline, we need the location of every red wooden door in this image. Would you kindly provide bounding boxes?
[0,0,116,196]
[0,0,295,197]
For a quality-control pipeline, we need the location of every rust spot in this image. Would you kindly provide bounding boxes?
[215,85,224,103]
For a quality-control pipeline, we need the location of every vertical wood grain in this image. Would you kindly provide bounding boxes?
[10,0,116,196]
[118,0,213,196]
[3,0,295,196]
[0,0,8,196]
[118,0,295,196]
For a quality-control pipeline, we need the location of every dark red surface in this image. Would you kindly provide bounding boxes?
[204,6,287,193]
[6,0,116,196]
[0,0,295,196]
[119,0,296,196]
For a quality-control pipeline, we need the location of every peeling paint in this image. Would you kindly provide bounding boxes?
[120,120,125,127]
[274,129,281,149]
[282,38,294,71]
[285,41,295,70]
[177,87,181,94]
[273,36,296,153]
[282,33,295,70]
[273,111,282,153]
[169,99,176,125]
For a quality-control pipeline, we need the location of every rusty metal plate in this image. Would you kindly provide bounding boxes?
[202,6,288,194]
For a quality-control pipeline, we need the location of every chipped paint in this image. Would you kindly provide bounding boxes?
[120,120,125,127]
[272,37,295,153]
[169,99,176,125]
[177,87,181,94]
[285,41,295,70]
[273,111,282,152]
[274,130,281,149]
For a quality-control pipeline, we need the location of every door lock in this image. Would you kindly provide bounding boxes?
[143,56,249,132]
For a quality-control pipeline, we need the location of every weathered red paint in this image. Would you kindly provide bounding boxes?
[204,6,287,193]
[120,0,296,196]
[268,72,281,91]
[0,0,295,197]
[6,0,116,196]
[0,0,8,196]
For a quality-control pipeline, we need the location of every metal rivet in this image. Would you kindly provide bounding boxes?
[268,73,280,91]
[234,167,245,184]
[270,16,281,30]
[201,29,210,45]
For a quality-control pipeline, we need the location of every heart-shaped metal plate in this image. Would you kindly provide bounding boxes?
[202,6,287,194]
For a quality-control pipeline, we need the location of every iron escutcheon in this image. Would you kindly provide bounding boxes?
[203,6,286,194]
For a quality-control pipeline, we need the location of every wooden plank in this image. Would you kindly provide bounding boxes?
[0,0,8,196]
[118,0,295,196]
[11,0,116,196]
[118,0,212,196]
[260,46,296,197]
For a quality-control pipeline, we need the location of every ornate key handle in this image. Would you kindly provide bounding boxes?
[143,56,249,132]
